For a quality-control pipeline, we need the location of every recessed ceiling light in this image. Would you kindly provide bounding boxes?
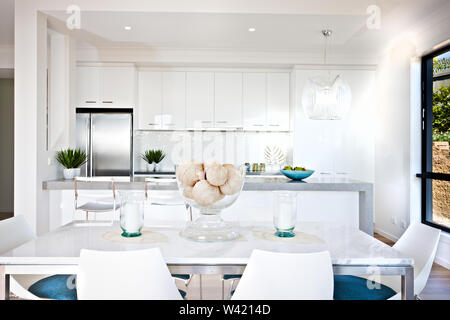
[248,27,256,32]
[124,26,132,31]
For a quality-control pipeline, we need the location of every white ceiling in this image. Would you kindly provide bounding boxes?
[47,11,367,51]
[43,0,449,57]
[0,0,14,45]
[1,0,448,57]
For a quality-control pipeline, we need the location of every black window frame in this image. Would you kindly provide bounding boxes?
[417,44,450,233]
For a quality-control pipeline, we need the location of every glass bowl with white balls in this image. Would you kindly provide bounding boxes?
[176,159,246,242]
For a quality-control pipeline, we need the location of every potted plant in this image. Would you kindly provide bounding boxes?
[56,148,88,180]
[153,149,166,172]
[141,149,166,172]
[141,150,155,172]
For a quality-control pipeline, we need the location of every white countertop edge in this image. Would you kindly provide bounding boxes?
[0,256,413,266]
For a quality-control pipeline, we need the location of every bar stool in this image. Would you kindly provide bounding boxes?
[73,177,119,225]
[145,178,195,294]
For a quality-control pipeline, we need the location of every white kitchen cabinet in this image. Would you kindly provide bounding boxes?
[243,73,267,130]
[76,65,136,107]
[137,71,162,129]
[267,73,290,131]
[76,66,100,106]
[99,67,135,107]
[162,72,186,129]
[186,72,214,128]
[214,73,243,128]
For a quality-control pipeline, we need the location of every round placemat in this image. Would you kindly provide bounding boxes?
[102,230,169,244]
[253,230,324,244]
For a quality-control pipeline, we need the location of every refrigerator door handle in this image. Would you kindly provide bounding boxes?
[90,116,94,177]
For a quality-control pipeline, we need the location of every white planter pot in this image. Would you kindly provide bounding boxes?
[146,163,155,172]
[154,163,161,172]
[63,168,81,180]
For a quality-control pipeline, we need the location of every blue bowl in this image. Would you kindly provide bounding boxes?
[280,169,315,181]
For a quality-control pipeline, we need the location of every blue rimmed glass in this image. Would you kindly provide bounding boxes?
[273,191,297,237]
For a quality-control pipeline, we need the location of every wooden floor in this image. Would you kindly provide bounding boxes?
[0,212,13,221]
[374,233,450,300]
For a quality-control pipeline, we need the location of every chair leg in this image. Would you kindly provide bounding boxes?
[199,275,203,300]
[221,278,225,300]
[228,279,236,300]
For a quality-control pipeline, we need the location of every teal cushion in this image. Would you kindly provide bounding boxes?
[179,289,187,299]
[173,274,191,281]
[28,274,186,300]
[222,274,242,280]
[29,275,77,300]
[334,275,397,300]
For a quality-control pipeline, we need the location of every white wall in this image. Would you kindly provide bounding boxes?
[293,67,376,182]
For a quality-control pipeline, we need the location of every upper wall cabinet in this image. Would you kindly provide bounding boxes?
[186,72,215,128]
[162,72,186,129]
[136,70,290,131]
[138,71,162,130]
[76,65,136,107]
[266,73,290,131]
[214,73,243,128]
[243,73,267,130]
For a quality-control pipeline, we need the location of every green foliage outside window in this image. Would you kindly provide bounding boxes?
[433,84,450,141]
[433,57,450,74]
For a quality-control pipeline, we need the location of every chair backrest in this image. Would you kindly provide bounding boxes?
[382,222,441,295]
[0,216,34,255]
[74,177,117,202]
[77,248,182,300]
[232,250,333,300]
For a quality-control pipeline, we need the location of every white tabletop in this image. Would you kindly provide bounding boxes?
[0,221,412,266]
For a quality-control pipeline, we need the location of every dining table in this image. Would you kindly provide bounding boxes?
[0,220,414,300]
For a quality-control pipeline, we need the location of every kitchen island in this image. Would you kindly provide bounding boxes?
[43,176,373,235]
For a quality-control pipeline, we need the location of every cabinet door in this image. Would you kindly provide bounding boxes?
[137,71,162,129]
[162,72,186,129]
[186,72,214,128]
[76,66,100,106]
[214,73,243,128]
[243,73,267,130]
[99,67,135,107]
[267,73,290,131]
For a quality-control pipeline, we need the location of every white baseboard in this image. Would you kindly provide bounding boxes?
[374,227,399,242]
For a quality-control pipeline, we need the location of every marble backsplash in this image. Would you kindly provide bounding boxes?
[133,130,293,172]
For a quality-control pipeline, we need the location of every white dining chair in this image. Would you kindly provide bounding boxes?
[232,250,334,300]
[73,177,119,225]
[381,222,441,300]
[77,248,184,300]
[334,222,441,300]
[0,216,77,300]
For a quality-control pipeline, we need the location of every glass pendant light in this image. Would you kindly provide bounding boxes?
[302,29,352,120]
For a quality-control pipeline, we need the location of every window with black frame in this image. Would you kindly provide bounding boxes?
[419,44,450,233]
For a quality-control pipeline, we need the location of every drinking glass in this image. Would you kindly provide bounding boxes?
[119,191,145,237]
[273,191,297,237]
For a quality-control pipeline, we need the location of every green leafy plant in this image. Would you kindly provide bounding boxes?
[433,57,450,74]
[153,149,166,164]
[141,149,166,164]
[56,148,88,169]
[433,132,450,142]
[432,84,450,142]
[141,150,155,164]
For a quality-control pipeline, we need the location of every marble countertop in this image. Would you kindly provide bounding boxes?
[43,176,373,192]
[0,221,411,266]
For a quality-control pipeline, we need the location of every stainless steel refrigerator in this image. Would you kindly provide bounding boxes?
[76,108,133,176]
